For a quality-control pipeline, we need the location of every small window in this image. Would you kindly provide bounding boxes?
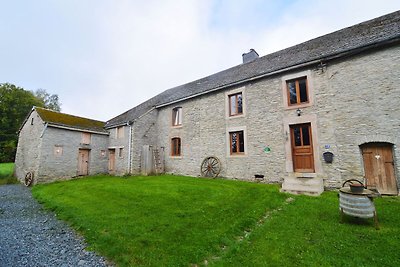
[116,126,124,139]
[229,93,243,116]
[81,132,91,144]
[54,145,63,156]
[31,118,34,125]
[119,148,124,158]
[172,107,182,126]
[171,137,181,156]
[230,131,245,154]
[287,77,308,105]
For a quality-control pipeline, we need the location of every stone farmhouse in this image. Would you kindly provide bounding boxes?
[14,107,109,184]
[15,11,400,195]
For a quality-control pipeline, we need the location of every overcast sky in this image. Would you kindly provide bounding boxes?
[1,1,399,121]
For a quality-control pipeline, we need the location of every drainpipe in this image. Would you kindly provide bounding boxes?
[40,123,48,138]
[127,121,133,174]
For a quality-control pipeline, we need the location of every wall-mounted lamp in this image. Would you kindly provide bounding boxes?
[296,108,302,116]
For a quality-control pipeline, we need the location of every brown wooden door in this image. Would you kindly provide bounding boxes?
[361,143,398,195]
[290,123,314,172]
[78,149,89,176]
[108,149,115,172]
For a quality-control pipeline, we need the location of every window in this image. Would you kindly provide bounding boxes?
[172,107,182,126]
[287,77,308,105]
[229,93,243,116]
[31,118,34,125]
[116,126,124,139]
[230,131,245,154]
[81,132,91,144]
[171,137,181,156]
[119,148,124,158]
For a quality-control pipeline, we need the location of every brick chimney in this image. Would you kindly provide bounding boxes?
[242,49,259,63]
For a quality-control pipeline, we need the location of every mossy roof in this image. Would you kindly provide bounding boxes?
[35,107,107,133]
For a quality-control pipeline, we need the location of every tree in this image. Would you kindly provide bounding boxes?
[33,88,61,111]
[0,83,61,162]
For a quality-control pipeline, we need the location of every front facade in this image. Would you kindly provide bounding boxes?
[16,11,400,195]
[105,11,400,195]
[153,45,400,195]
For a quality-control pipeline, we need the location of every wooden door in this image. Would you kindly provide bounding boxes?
[361,143,397,195]
[108,149,115,172]
[78,149,89,176]
[290,123,314,172]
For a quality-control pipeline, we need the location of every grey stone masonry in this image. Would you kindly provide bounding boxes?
[14,110,45,184]
[155,45,400,191]
[15,109,109,184]
[38,127,109,183]
[108,125,131,175]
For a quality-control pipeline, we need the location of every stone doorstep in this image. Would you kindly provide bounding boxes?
[281,176,324,196]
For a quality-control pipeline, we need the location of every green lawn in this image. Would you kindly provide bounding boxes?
[0,162,18,185]
[32,175,400,267]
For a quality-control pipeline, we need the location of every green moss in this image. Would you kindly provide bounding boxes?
[35,107,106,132]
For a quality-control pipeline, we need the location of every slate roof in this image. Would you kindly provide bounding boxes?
[35,107,108,133]
[106,10,400,128]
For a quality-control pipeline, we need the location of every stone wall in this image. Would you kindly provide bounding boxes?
[14,110,44,184]
[108,126,130,175]
[155,45,400,189]
[37,127,109,183]
[131,109,159,174]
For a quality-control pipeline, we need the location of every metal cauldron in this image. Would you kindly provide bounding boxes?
[339,179,380,229]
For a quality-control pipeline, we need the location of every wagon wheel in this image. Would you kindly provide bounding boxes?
[201,156,221,177]
[24,172,34,187]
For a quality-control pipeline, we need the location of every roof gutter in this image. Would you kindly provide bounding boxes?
[155,37,400,109]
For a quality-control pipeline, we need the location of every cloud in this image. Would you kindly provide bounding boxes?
[1,0,399,121]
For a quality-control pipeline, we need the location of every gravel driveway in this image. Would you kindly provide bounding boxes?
[0,184,109,266]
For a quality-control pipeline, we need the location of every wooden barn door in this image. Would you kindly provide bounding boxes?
[361,143,397,195]
[108,149,115,173]
[290,123,314,172]
[78,149,90,176]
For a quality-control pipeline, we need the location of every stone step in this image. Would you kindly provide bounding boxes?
[281,177,324,196]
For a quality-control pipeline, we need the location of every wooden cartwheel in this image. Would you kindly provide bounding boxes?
[24,172,34,187]
[200,156,221,178]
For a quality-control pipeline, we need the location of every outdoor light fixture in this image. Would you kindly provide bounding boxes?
[296,108,302,116]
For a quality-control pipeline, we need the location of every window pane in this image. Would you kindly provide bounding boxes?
[230,95,237,115]
[288,81,297,104]
[293,127,301,146]
[302,126,310,145]
[173,107,182,126]
[172,138,181,156]
[299,79,308,103]
[237,94,243,114]
[238,131,244,152]
[231,133,237,153]
[177,138,181,155]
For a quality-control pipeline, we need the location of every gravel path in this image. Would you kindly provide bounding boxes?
[0,184,109,266]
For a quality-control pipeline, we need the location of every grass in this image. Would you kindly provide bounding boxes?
[32,175,400,267]
[0,162,18,185]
